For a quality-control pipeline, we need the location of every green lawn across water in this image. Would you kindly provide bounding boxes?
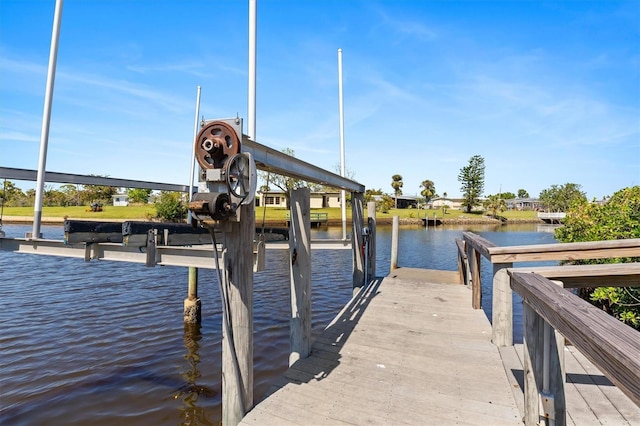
[2,205,538,222]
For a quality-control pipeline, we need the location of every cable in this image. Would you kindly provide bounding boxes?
[209,227,247,414]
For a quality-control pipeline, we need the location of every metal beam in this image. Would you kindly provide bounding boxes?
[0,237,352,269]
[0,167,193,193]
[242,137,365,193]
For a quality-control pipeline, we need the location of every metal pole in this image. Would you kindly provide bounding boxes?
[248,0,257,141]
[188,86,202,205]
[33,0,63,239]
[338,48,347,240]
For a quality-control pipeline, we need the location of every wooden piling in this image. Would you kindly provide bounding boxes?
[367,201,376,280]
[390,215,399,271]
[491,264,512,346]
[351,192,365,294]
[183,266,201,323]
[288,188,311,366]
[222,202,254,426]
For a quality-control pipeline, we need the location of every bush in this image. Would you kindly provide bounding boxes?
[154,191,187,222]
[555,186,640,329]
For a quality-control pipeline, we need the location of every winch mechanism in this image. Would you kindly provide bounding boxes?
[188,118,257,227]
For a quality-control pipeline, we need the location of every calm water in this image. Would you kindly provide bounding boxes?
[0,223,557,425]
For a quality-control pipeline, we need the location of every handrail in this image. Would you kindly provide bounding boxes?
[509,271,640,423]
[461,231,640,348]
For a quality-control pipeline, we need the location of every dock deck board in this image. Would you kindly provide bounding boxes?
[241,268,521,425]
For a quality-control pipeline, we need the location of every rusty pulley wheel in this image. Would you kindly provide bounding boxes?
[194,121,241,170]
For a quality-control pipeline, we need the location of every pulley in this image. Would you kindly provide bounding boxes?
[194,121,241,171]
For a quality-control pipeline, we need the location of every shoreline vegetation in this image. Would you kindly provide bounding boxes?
[0,206,543,226]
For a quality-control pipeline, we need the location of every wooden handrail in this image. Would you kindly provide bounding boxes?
[509,271,640,408]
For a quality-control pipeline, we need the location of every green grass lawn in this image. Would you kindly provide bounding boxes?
[3,205,538,221]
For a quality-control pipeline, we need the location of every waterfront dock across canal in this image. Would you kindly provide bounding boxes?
[241,266,640,425]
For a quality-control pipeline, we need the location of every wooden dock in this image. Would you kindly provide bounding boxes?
[241,268,522,425]
[241,266,640,425]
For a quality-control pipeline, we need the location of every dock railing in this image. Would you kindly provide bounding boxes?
[459,232,640,346]
[457,233,640,424]
[509,271,640,425]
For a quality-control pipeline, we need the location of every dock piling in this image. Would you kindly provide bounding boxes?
[390,215,399,270]
[183,266,201,324]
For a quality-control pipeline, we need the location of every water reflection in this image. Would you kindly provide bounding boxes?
[175,323,215,426]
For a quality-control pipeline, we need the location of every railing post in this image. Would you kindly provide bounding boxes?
[351,191,365,295]
[390,215,399,271]
[288,188,311,365]
[367,201,376,280]
[466,243,481,309]
[523,303,566,426]
[492,264,513,346]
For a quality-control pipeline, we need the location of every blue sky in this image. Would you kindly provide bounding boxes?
[1,0,638,200]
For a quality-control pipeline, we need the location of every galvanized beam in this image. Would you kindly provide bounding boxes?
[0,237,352,269]
[242,137,365,193]
[0,167,193,193]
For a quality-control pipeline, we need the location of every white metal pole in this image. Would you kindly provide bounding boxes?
[33,0,64,239]
[248,0,257,140]
[338,48,347,240]
[189,86,202,201]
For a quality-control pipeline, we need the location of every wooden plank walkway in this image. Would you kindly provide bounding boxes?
[241,267,522,425]
[499,344,640,425]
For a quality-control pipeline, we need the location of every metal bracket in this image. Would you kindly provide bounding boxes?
[539,391,555,421]
[145,229,157,267]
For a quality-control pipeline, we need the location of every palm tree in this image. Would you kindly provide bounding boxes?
[483,194,507,218]
[391,174,403,209]
[420,180,435,207]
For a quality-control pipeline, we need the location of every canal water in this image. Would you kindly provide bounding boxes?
[0,223,557,425]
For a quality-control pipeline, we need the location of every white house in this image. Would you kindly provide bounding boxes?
[112,194,129,206]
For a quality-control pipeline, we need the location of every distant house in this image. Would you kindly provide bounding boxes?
[505,198,540,211]
[431,197,464,210]
[256,190,342,208]
[395,195,420,209]
[112,194,129,207]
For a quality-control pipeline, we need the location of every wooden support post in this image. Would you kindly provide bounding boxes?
[466,245,482,309]
[222,202,254,426]
[492,264,513,346]
[351,192,365,294]
[523,303,566,426]
[288,188,311,366]
[390,215,399,271]
[183,266,201,323]
[367,201,376,280]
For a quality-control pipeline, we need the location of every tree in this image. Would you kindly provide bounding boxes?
[154,191,187,222]
[364,188,383,204]
[500,191,516,200]
[483,194,507,218]
[419,180,436,206]
[458,155,485,213]
[60,184,81,206]
[258,148,305,208]
[80,176,119,204]
[391,174,403,209]
[517,189,529,198]
[0,180,26,206]
[378,194,394,213]
[127,188,152,204]
[539,183,586,212]
[555,186,640,329]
